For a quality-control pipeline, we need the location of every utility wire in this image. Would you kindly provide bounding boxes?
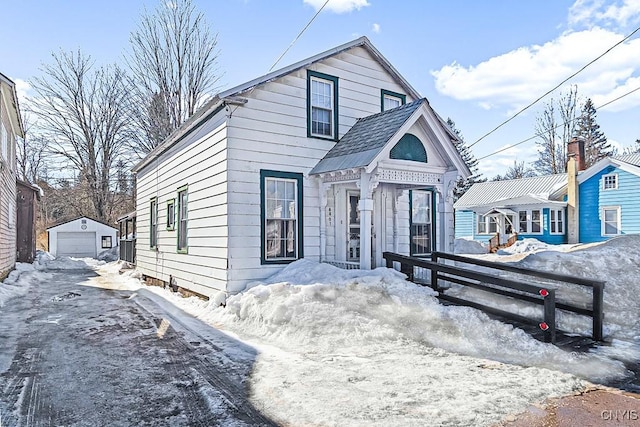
[469,24,640,149]
[477,84,640,161]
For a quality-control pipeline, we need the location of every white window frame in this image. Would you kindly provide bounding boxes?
[410,190,433,256]
[601,206,621,236]
[383,94,403,111]
[310,76,335,138]
[549,209,564,235]
[0,122,7,161]
[517,209,543,235]
[476,214,497,235]
[602,173,618,190]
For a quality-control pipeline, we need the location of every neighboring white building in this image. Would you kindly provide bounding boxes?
[132,37,470,300]
[0,73,23,280]
[47,217,117,258]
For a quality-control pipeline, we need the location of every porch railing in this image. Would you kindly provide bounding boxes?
[119,239,136,264]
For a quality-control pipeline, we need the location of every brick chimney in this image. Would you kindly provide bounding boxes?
[567,137,586,171]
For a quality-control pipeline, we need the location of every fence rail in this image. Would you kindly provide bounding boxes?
[383,251,606,343]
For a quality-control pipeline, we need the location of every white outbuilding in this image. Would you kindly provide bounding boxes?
[47,216,117,258]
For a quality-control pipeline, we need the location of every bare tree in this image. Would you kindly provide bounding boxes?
[493,160,537,181]
[29,50,132,222]
[127,0,221,155]
[16,106,49,183]
[534,86,580,174]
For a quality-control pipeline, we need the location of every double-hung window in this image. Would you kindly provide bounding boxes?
[602,207,621,236]
[150,198,158,248]
[603,173,618,190]
[518,209,543,234]
[261,170,303,264]
[0,122,7,161]
[550,209,564,234]
[381,89,406,111]
[410,190,432,255]
[308,71,338,139]
[101,236,112,248]
[177,187,188,252]
[477,214,497,235]
[531,209,542,233]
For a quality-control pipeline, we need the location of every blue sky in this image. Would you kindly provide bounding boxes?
[2,0,640,177]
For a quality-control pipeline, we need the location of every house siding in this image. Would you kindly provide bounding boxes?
[0,91,17,280]
[224,46,415,292]
[580,166,640,243]
[455,210,474,239]
[135,113,229,298]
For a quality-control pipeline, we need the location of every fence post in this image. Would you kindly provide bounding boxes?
[542,289,556,344]
[593,282,604,341]
[384,253,393,269]
[430,252,439,291]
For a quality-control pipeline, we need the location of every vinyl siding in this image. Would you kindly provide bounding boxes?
[580,166,640,243]
[0,93,17,280]
[455,210,474,239]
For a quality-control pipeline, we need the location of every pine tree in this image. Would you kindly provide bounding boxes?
[576,98,611,167]
[447,118,486,200]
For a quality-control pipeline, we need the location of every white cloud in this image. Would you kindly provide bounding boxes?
[569,0,640,28]
[476,144,539,178]
[13,79,32,104]
[303,0,370,14]
[432,27,640,113]
[372,23,380,33]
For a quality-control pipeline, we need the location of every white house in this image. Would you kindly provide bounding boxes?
[132,37,470,300]
[47,217,117,258]
[0,73,23,280]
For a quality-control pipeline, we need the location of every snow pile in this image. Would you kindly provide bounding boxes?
[0,263,52,307]
[454,237,488,254]
[497,238,549,254]
[35,251,103,270]
[97,246,119,262]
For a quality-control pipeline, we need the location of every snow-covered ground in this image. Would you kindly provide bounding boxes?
[2,241,638,426]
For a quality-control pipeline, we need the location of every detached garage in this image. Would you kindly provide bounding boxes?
[47,217,117,258]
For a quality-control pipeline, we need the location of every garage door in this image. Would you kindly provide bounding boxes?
[57,232,97,258]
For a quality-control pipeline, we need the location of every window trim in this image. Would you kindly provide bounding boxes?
[517,209,544,235]
[476,213,497,235]
[177,185,188,253]
[409,189,435,256]
[549,208,565,235]
[602,173,618,190]
[260,170,304,264]
[601,206,621,236]
[166,199,175,231]
[307,70,339,140]
[150,197,158,249]
[381,89,406,111]
[101,236,113,249]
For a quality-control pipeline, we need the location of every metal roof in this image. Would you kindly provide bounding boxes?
[454,174,567,209]
[614,152,640,167]
[309,99,425,175]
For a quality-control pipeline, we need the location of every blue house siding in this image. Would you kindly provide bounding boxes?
[455,210,474,239]
[580,166,640,243]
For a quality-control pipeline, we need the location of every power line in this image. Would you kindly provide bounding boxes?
[477,84,640,161]
[469,24,640,149]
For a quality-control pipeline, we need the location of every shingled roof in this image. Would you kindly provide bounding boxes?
[309,99,426,175]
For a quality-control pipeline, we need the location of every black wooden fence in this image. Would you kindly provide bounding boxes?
[383,251,605,344]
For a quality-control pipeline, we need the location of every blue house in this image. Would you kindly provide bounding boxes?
[454,143,640,249]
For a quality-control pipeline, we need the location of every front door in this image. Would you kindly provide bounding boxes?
[346,191,375,264]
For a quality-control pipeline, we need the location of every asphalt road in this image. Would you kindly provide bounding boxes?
[0,269,277,427]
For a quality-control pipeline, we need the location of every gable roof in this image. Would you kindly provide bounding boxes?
[47,216,117,231]
[310,99,425,175]
[133,37,459,174]
[0,72,24,138]
[454,174,567,210]
[577,153,640,184]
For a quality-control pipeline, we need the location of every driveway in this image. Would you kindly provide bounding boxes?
[0,268,276,426]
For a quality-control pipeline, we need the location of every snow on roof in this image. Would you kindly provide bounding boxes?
[454,174,567,209]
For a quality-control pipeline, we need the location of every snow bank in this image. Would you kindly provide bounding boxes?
[35,251,102,270]
[497,238,549,254]
[97,246,119,262]
[454,237,488,254]
[0,263,52,307]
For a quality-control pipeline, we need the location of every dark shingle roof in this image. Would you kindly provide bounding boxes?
[310,99,425,175]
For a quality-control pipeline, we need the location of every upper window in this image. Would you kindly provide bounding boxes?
[177,187,188,252]
[307,70,338,139]
[101,236,112,248]
[261,170,303,264]
[0,122,7,162]
[410,190,433,255]
[602,207,621,236]
[550,209,564,235]
[603,173,618,190]
[166,199,175,230]
[381,89,406,111]
[389,133,427,163]
[150,198,158,248]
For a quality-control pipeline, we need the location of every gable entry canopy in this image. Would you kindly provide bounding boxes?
[309,98,470,269]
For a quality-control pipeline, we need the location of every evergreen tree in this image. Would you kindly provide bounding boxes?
[447,118,486,200]
[576,98,611,167]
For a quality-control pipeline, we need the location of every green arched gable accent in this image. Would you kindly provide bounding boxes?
[389,133,427,163]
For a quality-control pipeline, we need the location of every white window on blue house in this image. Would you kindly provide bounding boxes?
[518,209,543,234]
[477,214,497,235]
[550,209,564,234]
[603,173,618,190]
[602,206,621,236]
